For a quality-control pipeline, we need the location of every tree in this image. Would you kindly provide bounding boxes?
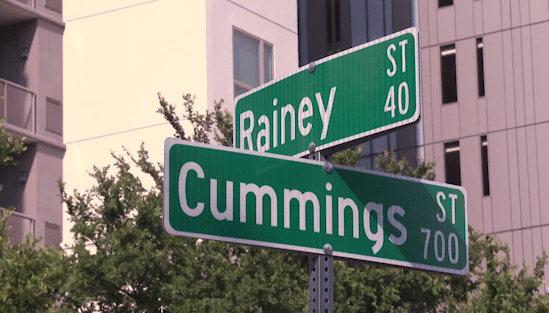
[0,119,67,312]
[157,93,232,146]
[367,150,549,313]
[59,93,549,312]
[452,231,549,312]
[59,94,307,312]
[0,213,67,312]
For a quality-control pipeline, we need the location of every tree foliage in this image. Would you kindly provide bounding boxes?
[370,148,549,313]
[0,118,27,193]
[0,212,67,312]
[375,149,436,180]
[456,231,549,312]
[53,93,549,312]
[0,118,27,169]
[332,146,363,167]
[157,93,232,146]
[59,94,307,312]
[0,119,67,312]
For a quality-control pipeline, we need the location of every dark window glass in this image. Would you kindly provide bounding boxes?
[234,85,248,98]
[325,0,347,54]
[264,43,273,83]
[326,0,333,44]
[445,141,461,186]
[477,38,485,97]
[439,0,453,8]
[481,136,490,196]
[233,30,260,88]
[335,0,341,41]
[233,29,273,99]
[441,44,458,104]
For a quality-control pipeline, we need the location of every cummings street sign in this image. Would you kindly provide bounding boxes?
[234,27,420,157]
[163,139,468,275]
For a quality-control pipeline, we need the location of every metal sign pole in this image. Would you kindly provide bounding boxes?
[308,246,334,313]
[307,143,333,313]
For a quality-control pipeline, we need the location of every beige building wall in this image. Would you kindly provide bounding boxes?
[63,0,208,244]
[63,0,298,244]
[419,0,549,288]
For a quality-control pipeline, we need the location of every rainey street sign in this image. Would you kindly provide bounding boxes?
[163,139,468,275]
[234,27,420,157]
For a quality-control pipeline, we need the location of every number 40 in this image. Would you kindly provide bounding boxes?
[384,82,409,118]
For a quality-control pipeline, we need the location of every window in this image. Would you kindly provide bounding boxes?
[481,135,490,196]
[233,29,273,98]
[325,0,343,54]
[445,141,461,186]
[476,38,485,97]
[439,0,453,8]
[441,44,457,104]
[297,0,352,65]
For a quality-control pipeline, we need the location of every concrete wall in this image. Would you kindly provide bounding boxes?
[419,0,549,288]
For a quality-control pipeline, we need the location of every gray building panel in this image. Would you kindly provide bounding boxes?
[0,0,64,246]
[298,0,549,287]
[418,0,549,286]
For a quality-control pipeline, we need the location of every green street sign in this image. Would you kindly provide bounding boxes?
[234,27,420,157]
[164,139,468,275]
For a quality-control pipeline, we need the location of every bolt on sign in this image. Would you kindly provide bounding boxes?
[164,139,468,275]
[234,27,420,157]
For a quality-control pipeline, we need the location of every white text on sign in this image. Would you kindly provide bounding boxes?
[239,87,337,152]
[178,160,408,255]
[384,39,410,119]
[421,191,461,264]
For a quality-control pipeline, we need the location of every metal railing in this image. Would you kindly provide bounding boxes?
[0,207,36,243]
[0,77,36,134]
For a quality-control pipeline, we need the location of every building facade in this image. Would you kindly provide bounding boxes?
[419,0,549,286]
[63,0,549,292]
[0,0,64,245]
[298,0,549,289]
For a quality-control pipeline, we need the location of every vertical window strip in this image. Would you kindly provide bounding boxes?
[444,141,461,186]
[438,0,453,8]
[476,38,485,97]
[441,44,458,104]
[326,0,333,44]
[334,0,341,42]
[481,135,490,196]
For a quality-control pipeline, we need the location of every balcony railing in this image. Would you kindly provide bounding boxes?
[0,207,36,244]
[0,77,36,134]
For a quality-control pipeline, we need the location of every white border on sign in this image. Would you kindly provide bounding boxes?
[163,138,469,276]
[233,27,422,158]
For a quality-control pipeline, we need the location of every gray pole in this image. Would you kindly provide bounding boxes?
[307,142,334,313]
[411,0,424,163]
[308,251,333,313]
